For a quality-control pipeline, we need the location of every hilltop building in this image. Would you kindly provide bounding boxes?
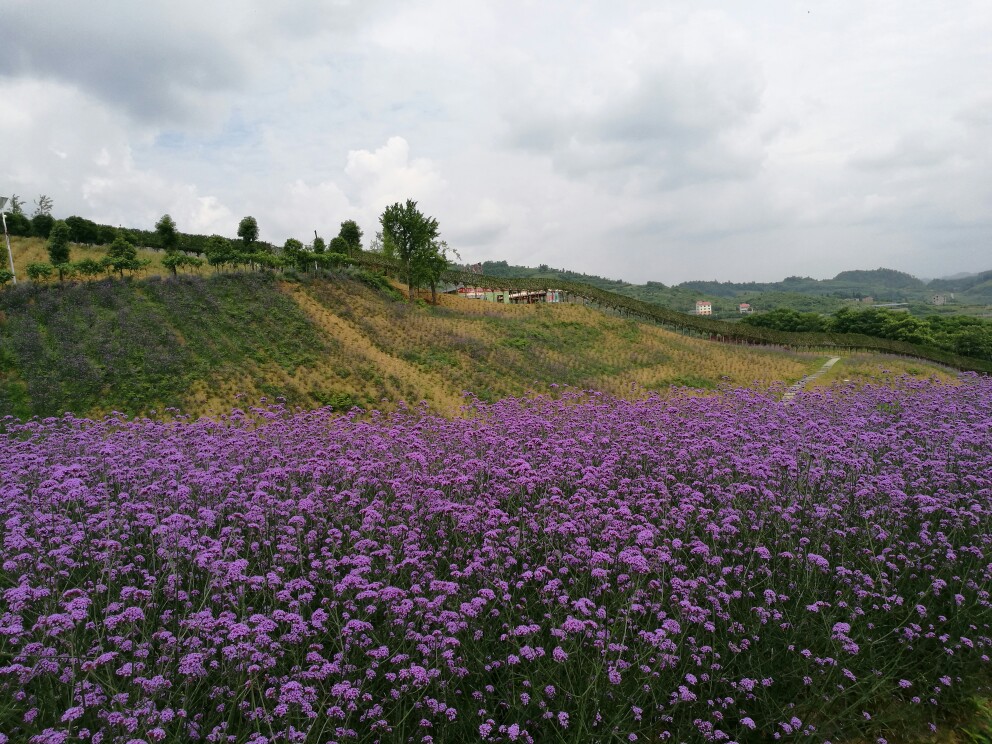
[695,300,712,316]
[932,294,946,305]
[454,287,563,304]
[738,303,752,314]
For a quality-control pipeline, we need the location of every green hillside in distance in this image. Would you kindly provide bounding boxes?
[0,270,956,421]
[475,261,992,318]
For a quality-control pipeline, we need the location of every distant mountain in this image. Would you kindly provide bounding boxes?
[927,270,992,293]
[831,268,925,290]
[464,261,992,310]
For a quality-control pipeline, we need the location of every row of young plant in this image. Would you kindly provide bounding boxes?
[0,272,328,419]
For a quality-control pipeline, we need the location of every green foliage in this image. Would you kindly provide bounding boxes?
[161,252,204,275]
[46,220,72,275]
[348,267,403,300]
[312,236,326,254]
[329,236,350,255]
[8,194,24,215]
[310,390,363,411]
[283,238,307,271]
[2,212,31,236]
[205,235,235,268]
[25,263,54,282]
[238,215,259,247]
[742,307,828,332]
[665,374,717,390]
[107,232,140,277]
[0,269,13,286]
[338,219,363,253]
[73,258,104,278]
[155,214,179,252]
[0,273,328,418]
[31,213,55,239]
[64,216,102,244]
[379,199,442,300]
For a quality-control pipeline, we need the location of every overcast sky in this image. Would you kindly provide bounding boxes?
[1,1,989,283]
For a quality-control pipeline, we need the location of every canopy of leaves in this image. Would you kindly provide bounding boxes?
[46,220,71,267]
[338,220,363,252]
[107,232,142,276]
[205,235,235,267]
[238,216,259,247]
[379,200,441,299]
[156,214,179,252]
[31,213,55,239]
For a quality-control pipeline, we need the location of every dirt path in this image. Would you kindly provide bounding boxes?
[782,356,841,404]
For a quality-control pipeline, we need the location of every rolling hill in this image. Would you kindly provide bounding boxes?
[0,267,954,420]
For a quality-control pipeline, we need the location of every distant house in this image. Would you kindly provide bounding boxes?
[932,294,946,306]
[738,303,752,314]
[454,286,563,304]
[695,300,712,316]
[509,290,561,304]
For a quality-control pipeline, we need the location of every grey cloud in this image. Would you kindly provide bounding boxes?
[504,27,765,191]
[849,134,953,172]
[0,3,247,123]
[448,220,508,247]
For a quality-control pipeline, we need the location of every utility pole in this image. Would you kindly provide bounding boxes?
[0,197,16,284]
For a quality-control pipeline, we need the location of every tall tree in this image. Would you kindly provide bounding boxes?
[328,236,349,255]
[283,238,306,273]
[31,213,55,239]
[338,220,363,254]
[107,231,139,278]
[47,220,71,281]
[155,214,179,253]
[379,200,440,300]
[205,234,234,270]
[414,239,456,305]
[33,194,53,217]
[237,216,259,248]
[9,194,24,215]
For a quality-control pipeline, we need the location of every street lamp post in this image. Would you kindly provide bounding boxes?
[0,197,16,284]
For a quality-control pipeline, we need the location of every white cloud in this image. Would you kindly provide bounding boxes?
[343,136,445,212]
[0,0,990,282]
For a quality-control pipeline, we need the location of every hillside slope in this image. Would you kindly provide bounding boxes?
[2,270,951,420]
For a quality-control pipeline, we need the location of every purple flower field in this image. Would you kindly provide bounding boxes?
[2,379,992,743]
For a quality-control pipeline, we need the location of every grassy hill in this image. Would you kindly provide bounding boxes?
[0,236,964,419]
[0,269,955,421]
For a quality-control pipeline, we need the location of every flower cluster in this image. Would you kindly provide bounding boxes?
[2,378,991,742]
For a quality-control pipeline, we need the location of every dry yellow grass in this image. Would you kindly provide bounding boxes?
[806,352,958,389]
[8,236,210,278]
[285,278,825,414]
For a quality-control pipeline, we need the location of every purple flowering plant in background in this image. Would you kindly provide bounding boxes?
[1,378,991,742]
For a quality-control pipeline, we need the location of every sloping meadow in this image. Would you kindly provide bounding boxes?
[1,379,991,742]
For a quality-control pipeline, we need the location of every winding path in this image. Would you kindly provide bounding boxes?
[782,356,841,404]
